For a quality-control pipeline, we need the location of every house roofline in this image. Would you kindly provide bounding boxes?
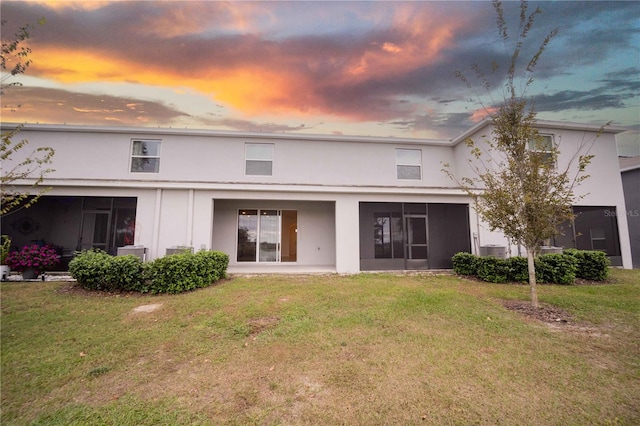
[451,118,629,145]
[2,119,628,147]
[0,122,451,146]
[7,176,473,196]
[620,158,640,173]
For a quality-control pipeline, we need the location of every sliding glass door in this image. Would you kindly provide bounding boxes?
[259,210,279,262]
[237,209,297,263]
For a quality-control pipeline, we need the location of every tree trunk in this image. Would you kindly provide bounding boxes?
[527,250,538,308]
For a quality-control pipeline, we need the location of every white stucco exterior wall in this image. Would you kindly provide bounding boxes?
[192,192,215,251]
[1,121,632,270]
[334,197,361,273]
[450,121,632,266]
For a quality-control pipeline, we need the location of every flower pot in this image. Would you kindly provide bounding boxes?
[21,268,38,280]
[1,265,10,281]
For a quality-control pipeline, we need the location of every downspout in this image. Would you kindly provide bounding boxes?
[152,188,163,259]
[187,189,194,247]
[475,201,481,255]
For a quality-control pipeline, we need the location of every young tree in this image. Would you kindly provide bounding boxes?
[445,1,594,308]
[1,19,55,216]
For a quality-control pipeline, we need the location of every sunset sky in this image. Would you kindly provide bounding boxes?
[1,1,639,147]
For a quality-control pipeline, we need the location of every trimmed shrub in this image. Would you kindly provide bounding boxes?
[475,256,510,283]
[69,250,145,291]
[565,249,610,281]
[144,250,229,294]
[506,256,529,283]
[450,249,605,285]
[195,250,229,282]
[452,252,478,276]
[535,254,578,285]
[581,251,610,281]
[69,250,113,291]
[108,255,145,291]
[70,249,229,293]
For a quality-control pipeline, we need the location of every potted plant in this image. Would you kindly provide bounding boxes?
[5,244,60,280]
[1,235,11,281]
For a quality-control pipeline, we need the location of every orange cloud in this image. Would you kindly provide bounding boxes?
[470,107,498,122]
[26,1,121,11]
[137,2,263,38]
[338,5,468,85]
[23,1,265,38]
[207,69,308,116]
[2,86,188,126]
[381,43,402,54]
[22,2,472,123]
[29,46,311,117]
[31,49,138,83]
[73,107,124,113]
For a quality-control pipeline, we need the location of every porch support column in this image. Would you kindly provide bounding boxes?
[616,201,633,269]
[335,197,360,273]
[151,188,163,259]
[191,192,213,252]
[187,189,195,247]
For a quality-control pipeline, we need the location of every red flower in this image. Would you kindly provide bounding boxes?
[6,245,61,275]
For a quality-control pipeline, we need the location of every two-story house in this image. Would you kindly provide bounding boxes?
[0,120,632,273]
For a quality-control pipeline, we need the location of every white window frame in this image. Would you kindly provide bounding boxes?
[396,148,422,180]
[590,227,607,251]
[245,143,274,176]
[236,208,297,263]
[528,134,555,165]
[130,139,161,173]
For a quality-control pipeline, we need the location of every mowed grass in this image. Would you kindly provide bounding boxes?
[1,270,638,425]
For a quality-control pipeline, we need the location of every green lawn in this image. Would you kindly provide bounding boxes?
[2,270,639,425]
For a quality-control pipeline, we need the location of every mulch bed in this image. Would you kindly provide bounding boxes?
[502,299,573,324]
[56,284,144,297]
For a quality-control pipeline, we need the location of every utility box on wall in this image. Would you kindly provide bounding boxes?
[540,246,563,254]
[479,245,507,259]
[117,246,147,261]
[166,246,194,255]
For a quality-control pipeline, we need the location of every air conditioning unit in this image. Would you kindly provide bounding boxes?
[117,246,147,261]
[166,246,194,255]
[540,246,563,254]
[479,245,507,259]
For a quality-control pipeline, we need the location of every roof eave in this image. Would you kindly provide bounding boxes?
[0,122,453,146]
[450,119,628,146]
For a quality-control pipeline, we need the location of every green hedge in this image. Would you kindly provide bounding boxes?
[506,256,529,283]
[564,249,610,281]
[143,250,229,294]
[451,249,608,284]
[452,252,478,276]
[476,256,510,283]
[535,254,578,285]
[69,250,145,291]
[69,249,229,294]
[69,250,114,291]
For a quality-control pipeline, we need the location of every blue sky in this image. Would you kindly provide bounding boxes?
[1,1,638,149]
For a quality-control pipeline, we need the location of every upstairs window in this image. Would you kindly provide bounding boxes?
[396,149,421,180]
[528,134,554,165]
[245,143,274,176]
[131,140,161,173]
